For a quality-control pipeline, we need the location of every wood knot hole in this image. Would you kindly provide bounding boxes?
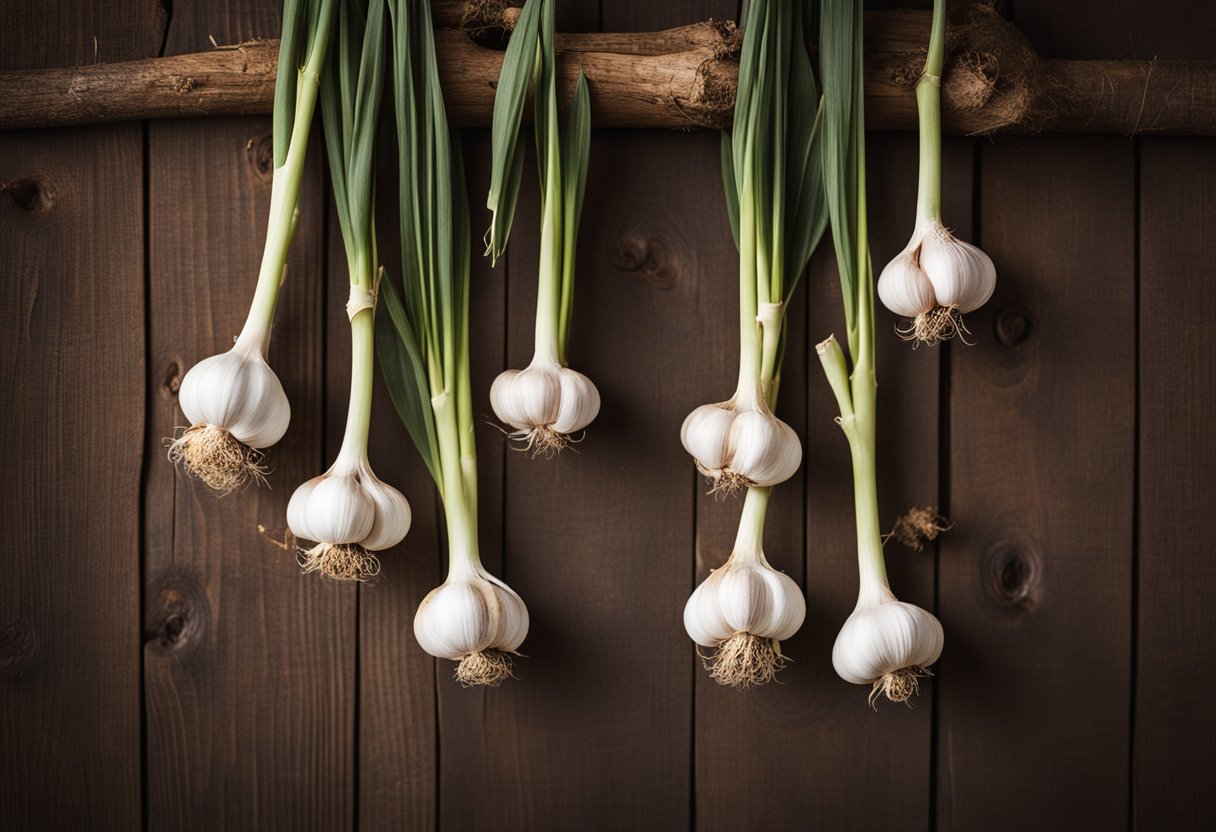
[145,576,207,655]
[994,306,1031,347]
[160,359,183,399]
[985,542,1039,611]
[610,226,675,289]
[1,177,56,213]
[246,133,275,182]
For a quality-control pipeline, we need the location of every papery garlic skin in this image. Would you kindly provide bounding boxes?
[832,584,943,704]
[414,562,529,687]
[287,454,411,582]
[878,220,996,345]
[168,336,291,494]
[680,389,801,493]
[490,357,600,454]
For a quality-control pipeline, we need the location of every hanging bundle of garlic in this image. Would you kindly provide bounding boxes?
[484,0,599,455]
[683,0,827,687]
[377,0,526,685]
[819,0,944,704]
[286,0,411,582]
[168,0,336,493]
[876,0,995,345]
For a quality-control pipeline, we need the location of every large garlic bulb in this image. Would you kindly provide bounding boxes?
[414,562,529,687]
[833,582,944,705]
[683,488,805,687]
[287,452,411,582]
[878,219,996,346]
[680,385,801,494]
[490,356,599,455]
[168,337,291,494]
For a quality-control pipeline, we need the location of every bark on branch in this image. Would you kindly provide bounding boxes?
[1,4,1213,135]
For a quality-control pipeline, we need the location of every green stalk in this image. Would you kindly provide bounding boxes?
[535,77,564,364]
[914,0,946,224]
[736,147,762,400]
[238,5,336,351]
[335,253,377,468]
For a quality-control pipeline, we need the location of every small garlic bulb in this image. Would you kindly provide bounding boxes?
[833,584,944,705]
[878,219,996,346]
[168,338,291,494]
[287,454,411,582]
[414,563,529,687]
[490,356,600,455]
[680,386,801,494]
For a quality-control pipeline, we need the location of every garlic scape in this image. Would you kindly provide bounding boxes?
[684,487,805,687]
[378,0,527,685]
[288,0,409,581]
[167,0,336,493]
[818,0,944,704]
[877,0,996,345]
[682,0,826,687]
[485,0,599,455]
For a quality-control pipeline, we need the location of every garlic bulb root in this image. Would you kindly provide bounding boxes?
[870,665,933,707]
[897,303,971,347]
[455,648,515,687]
[296,541,381,582]
[167,423,268,494]
[704,632,787,688]
[886,506,952,552]
[490,359,600,458]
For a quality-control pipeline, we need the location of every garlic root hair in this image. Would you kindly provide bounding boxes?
[456,649,516,687]
[896,305,974,347]
[507,426,582,458]
[703,632,787,688]
[697,465,751,500]
[886,506,953,552]
[296,542,381,582]
[167,424,268,495]
[869,665,933,707]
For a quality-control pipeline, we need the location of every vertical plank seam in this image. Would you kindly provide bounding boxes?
[1127,136,1142,832]
[139,115,153,832]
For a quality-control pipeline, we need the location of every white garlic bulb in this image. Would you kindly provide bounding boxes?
[168,337,291,494]
[490,356,600,455]
[414,562,529,687]
[287,453,411,582]
[878,219,996,345]
[833,584,943,705]
[680,386,801,493]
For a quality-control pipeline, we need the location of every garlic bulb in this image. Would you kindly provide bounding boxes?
[878,219,996,346]
[414,561,529,687]
[680,385,801,494]
[683,487,805,686]
[490,356,600,455]
[287,452,411,582]
[168,336,291,494]
[833,583,943,705]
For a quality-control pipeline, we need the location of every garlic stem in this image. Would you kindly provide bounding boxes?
[238,56,327,352]
[335,253,377,470]
[914,0,946,225]
[535,63,564,365]
[737,158,762,393]
[732,486,771,564]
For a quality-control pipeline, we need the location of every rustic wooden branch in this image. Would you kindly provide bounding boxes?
[2,5,1214,134]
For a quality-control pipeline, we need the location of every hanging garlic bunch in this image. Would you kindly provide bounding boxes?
[684,487,805,687]
[378,0,527,684]
[167,0,336,492]
[485,0,598,455]
[876,0,996,345]
[833,578,944,705]
[289,0,409,581]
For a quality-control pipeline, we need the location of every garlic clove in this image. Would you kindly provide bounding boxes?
[413,570,530,683]
[489,368,527,430]
[286,475,321,543]
[683,569,732,647]
[716,560,805,642]
[289,472,376,545]
[178,345,291,449]
[551,367,600,435]
[919,227,996,314]
[491,364,561,430]
[878,249,937,318]
[358,472,412,552]
[727,409,802,487]
[680,402,735,472]
[832,594,944,701]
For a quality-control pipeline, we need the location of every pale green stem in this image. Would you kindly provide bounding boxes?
[434,388,481,581]
[236,55,325,353]
[915,0,946,225]
[736,153,762,400]
[534,68,564,365]
[732,486,771,563]
[333,250,376,471]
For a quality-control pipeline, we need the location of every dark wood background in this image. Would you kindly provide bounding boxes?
[2,0,1214,830]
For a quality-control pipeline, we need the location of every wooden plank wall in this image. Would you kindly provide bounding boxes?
[2,1,1215,830]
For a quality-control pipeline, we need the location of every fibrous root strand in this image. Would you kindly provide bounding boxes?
[167,423,267,495]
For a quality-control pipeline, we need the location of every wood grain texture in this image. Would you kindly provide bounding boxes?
[1135,138,1216,832]
[936,136,1134,831]
[142,2,353,830]
[0,1,161,828]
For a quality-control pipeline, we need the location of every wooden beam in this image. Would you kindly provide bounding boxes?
[1,7,1213,134]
